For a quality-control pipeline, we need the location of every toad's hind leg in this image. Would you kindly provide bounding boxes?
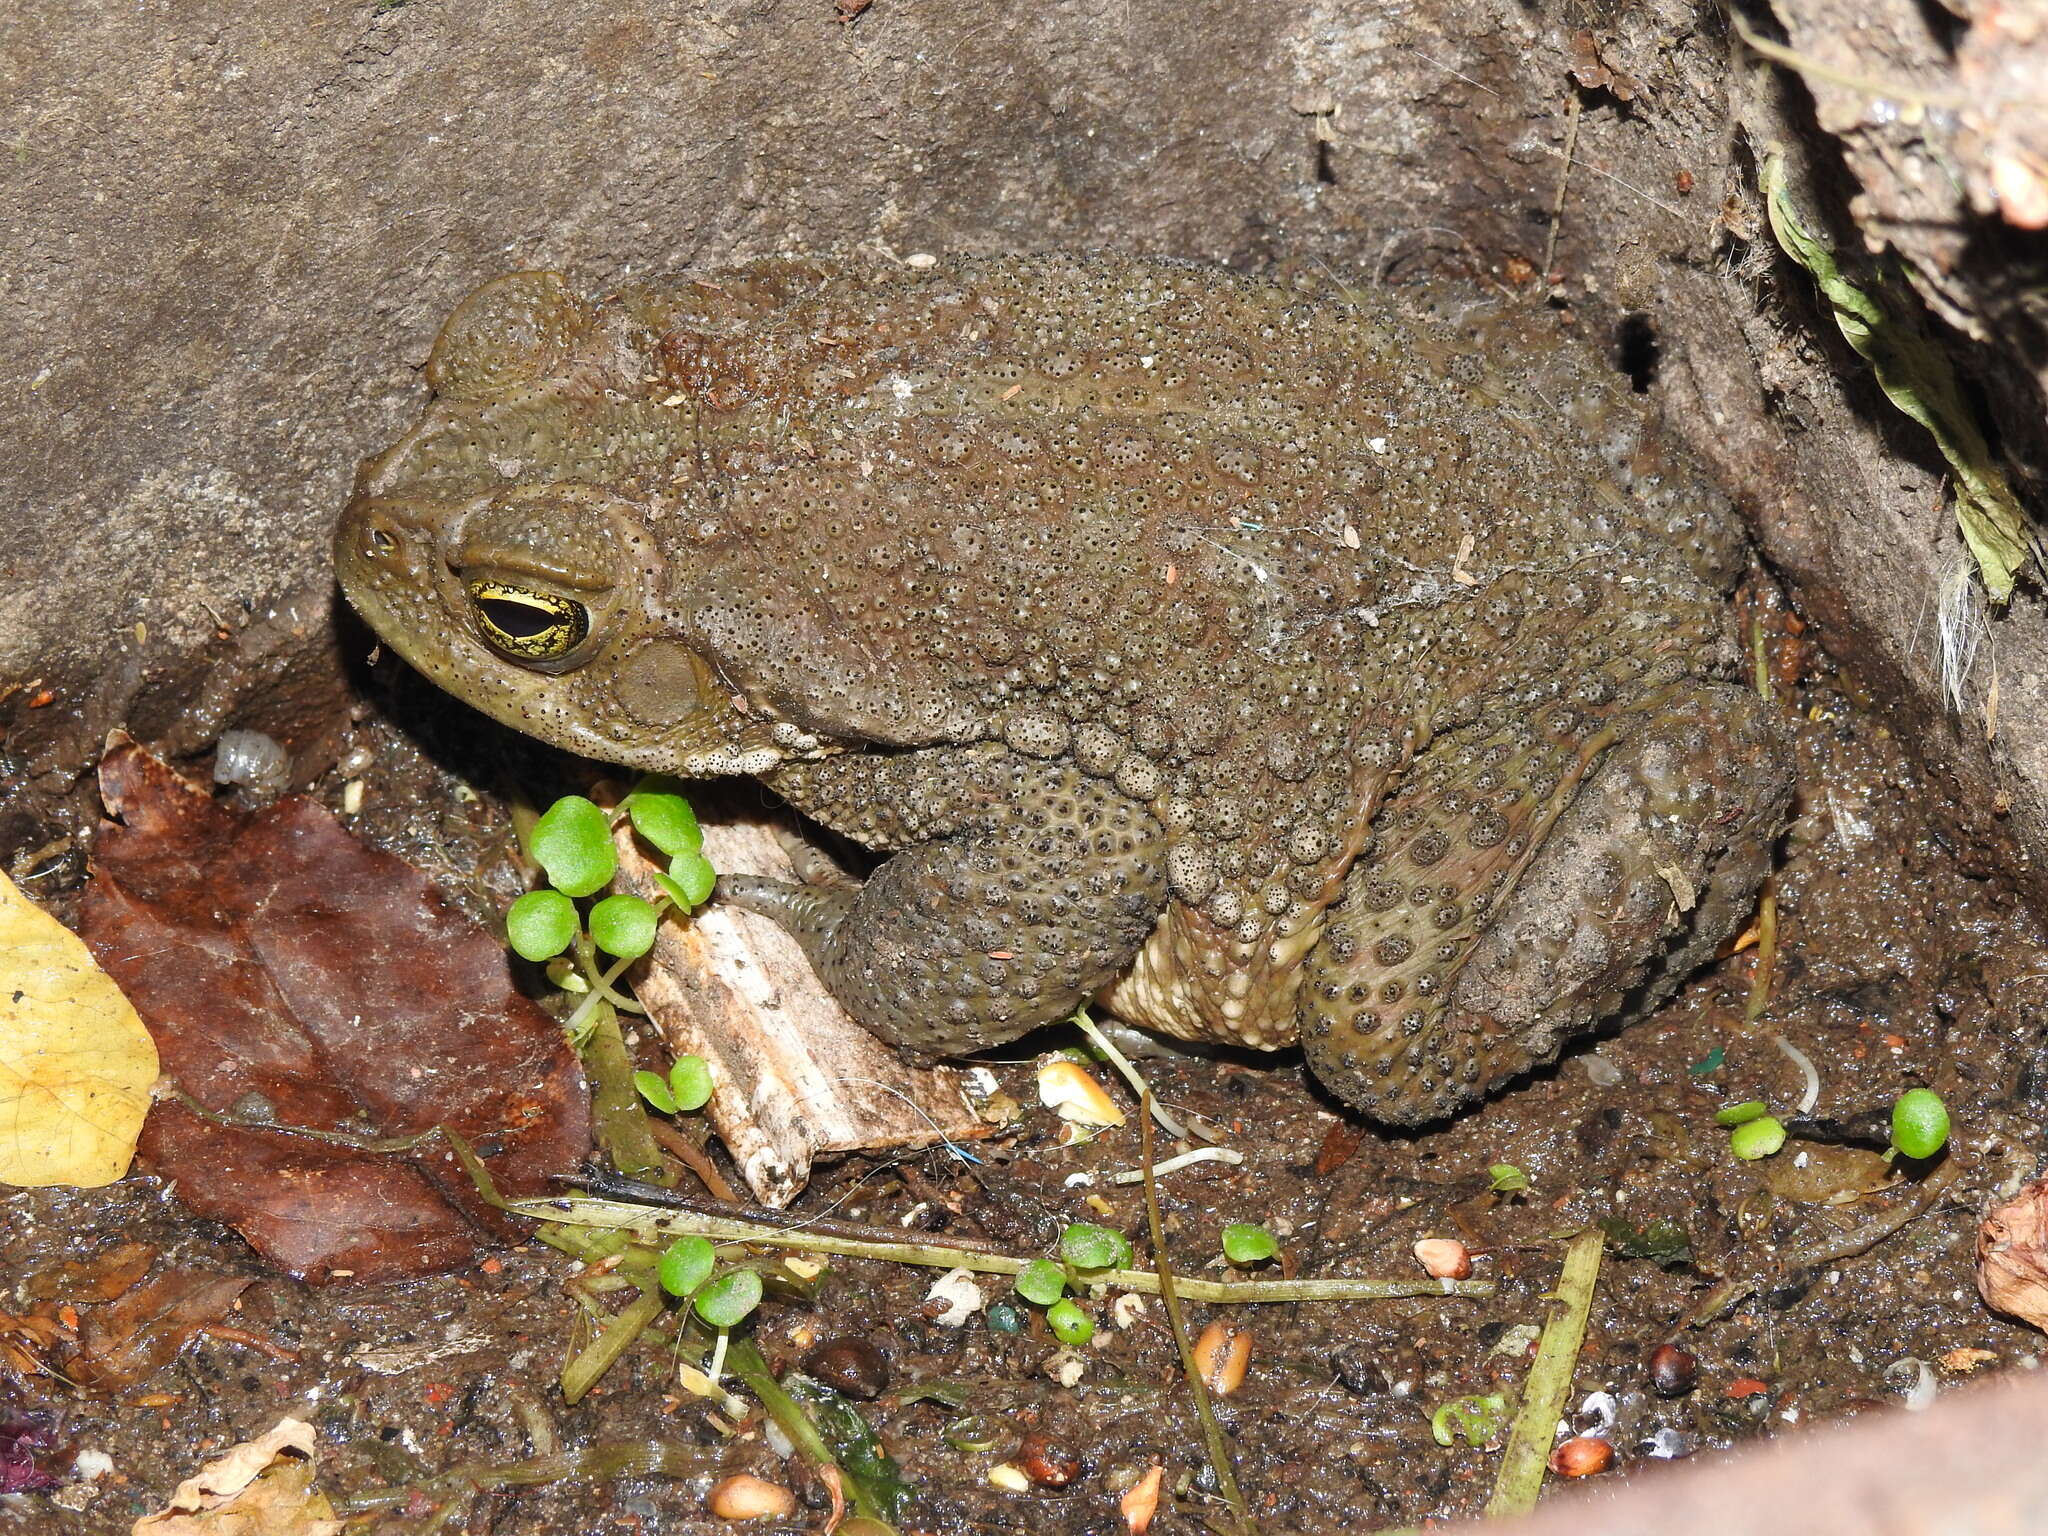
[722,746,1169,1056]
[1302,685,1792,1125]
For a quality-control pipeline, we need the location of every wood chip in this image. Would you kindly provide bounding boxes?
[614,802,983,1206]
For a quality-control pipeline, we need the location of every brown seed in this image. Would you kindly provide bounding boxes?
[1413,1237,1473,1280]
[707,1473,798,1520]
[1017,1428,1082,1487]
[1192,1319,1253,1396]
[1548,1437,1615,1478]
[803,1335,890,1400]
[1649,1342,1698,1397]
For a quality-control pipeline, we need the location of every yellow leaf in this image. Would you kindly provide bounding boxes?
[0,869,158,1187]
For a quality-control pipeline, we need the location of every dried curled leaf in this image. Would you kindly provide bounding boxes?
[133,1417,340,1535]
[0,868,158,1188]
[1763,149,2041,603]
[1978,1172,2048,1331]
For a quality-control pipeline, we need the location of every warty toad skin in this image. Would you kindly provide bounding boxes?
[335,255,1792,1124]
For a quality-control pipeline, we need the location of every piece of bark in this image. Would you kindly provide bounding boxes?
[612,810,983,1207]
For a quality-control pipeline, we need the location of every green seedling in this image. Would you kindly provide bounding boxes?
[1059,1222,1134,1272]
[1431,1393,1510,1448]
[658,1235,717,1299]
[588,893,659,959]
[636,1054,714,1115]
[695,1268,765,1329]
[1728,1115,1788,1160]
[1046,1298,1096,1345]
[506,889,580,962]
[1486,1164,1530,1195]
[508,782,719,1046]
[529,795,617,899]
[1889,1088,1951,1161]
[1221,1223,1279,1265]
[1014,1258,1066,1306]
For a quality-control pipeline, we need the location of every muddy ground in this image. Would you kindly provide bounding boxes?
[3,567,2046,1533]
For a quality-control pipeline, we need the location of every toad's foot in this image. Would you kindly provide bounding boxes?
[1302,684,1792,1125]
[723,745,1168,1055]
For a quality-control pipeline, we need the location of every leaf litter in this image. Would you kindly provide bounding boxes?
[76,739,589,1283]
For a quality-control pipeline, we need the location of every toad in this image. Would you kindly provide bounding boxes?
[335,256,1792,1124]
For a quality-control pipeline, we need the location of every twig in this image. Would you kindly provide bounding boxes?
[1142,1090,1253,1535]
[1743,889,1778,1027]
[1679,1154,1960,1328]
[1484,1228,1604,1519]
[647,1119,740,1203]
[560,1287,665,1406]
[1542,93,1582,278]
[511,1194,1494,1305]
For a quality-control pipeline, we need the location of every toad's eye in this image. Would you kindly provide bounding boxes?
[467,581,590,663]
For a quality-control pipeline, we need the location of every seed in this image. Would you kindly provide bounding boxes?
[988,1462,1033,1492]
[1121,1463,1165,1533]
[1413,1237,1473,1280]
[706,1473,797,1520]
[803,1336,889,1400]
[1017,1428,1082,1486]
[1038,1059,1126,1127]
[1547,1436,1615,1478]
[1192,1319,1253,1396]
[1648,1342,1698,1397]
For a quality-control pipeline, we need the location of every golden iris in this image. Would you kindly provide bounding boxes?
[467,580,591,662]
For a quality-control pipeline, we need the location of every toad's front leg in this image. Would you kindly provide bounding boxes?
[722,744,1168,1055]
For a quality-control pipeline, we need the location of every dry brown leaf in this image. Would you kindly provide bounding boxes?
[133,1417,340,1536]
[1979,1173,2048,1330]
[82,740,589,1282]
[0,868,158,1187]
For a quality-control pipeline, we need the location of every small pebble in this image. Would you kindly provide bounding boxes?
[1331,1344,1389,1396]
[1648,1342,1698,1397]
[1413,1237,1473,1280]
[803,1336,889,1400]
[706,1473,797,1520]
[1548,1436,1615,1478]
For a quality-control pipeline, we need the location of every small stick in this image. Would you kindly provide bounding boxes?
[646,1120,740,1204]
[512,1193,1495,1305]
[1542,93,1583,278]
[1142,1090,1253,1534]
[1743,889,1779,1027]
[1484,1228,1604,1519]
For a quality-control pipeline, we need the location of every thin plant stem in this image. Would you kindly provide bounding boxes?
[510,1195,1494,1305]
[1484,1228,1604,1519]
[1142,1090,1253,1535]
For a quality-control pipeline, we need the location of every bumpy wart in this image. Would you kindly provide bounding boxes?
[335,255,1792,1124]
